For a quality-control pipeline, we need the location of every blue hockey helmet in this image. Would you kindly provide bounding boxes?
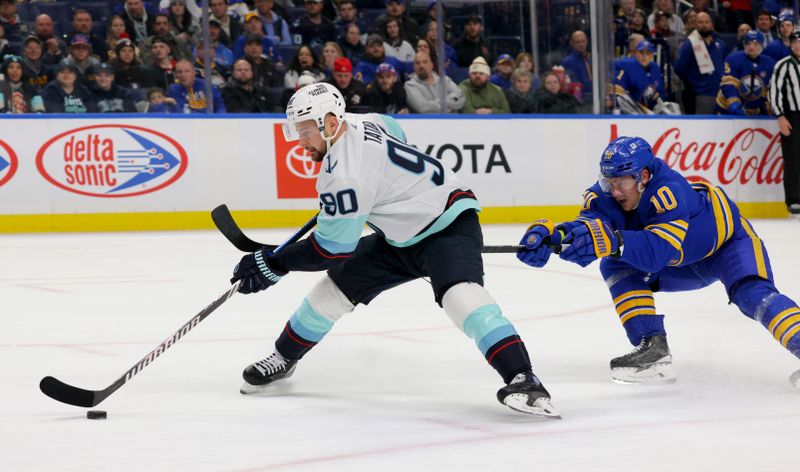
[743,30,765,45]
[599,136,654,192]
[778,12,796,26]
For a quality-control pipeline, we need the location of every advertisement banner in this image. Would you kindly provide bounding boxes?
[0,116,786,232]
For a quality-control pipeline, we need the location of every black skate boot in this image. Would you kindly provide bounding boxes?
[496,372,561,419]
[240,350,297,394]
[610,334,676,384]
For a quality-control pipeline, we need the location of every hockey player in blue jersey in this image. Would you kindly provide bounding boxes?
[613,40,667,114]
[516,136,800,388]
[764,12,795,62]
[716,30,776,115]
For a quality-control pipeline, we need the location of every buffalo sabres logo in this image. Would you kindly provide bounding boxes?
[527,234,539,246]
[739,75,766,101]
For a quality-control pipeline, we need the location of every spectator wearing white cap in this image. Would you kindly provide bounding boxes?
[459,56,509,114]
[365,62,408,114]
[490,54,514,90]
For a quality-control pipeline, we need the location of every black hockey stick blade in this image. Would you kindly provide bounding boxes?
[482,245,524,253]
[39,282,241,408]
[211,204,272,252]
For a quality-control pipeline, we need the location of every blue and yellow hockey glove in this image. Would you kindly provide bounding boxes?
[517,219,560,268]
[559,219,620,267]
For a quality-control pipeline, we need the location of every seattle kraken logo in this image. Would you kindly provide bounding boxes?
[324,154,338,174]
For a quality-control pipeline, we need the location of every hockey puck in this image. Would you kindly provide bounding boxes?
[86,410,107,420]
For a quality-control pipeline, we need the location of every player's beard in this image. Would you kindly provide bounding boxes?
[306,143,327,162]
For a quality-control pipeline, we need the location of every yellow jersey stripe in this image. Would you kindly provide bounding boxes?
[781,324,800,347]
[767,307,799,334]
[647,227,683,251]
[721,76,741,86]
[773,314,800,341]
[647,222,687,242]
[666,219,689,230]
[613,290,653,305]
[620,308,658,324]
[616,298,656,314]
[740,218,769,279]
[712,187,734,244]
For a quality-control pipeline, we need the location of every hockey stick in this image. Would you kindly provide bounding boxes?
[211,204,555,254]
[38,216,317,408]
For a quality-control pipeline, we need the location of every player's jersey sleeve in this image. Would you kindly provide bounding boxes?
[618,181,690,273]
[717,54,742,111]
[557,184,624,234]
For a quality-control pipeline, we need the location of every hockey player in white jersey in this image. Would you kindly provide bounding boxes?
[230,82,559,418]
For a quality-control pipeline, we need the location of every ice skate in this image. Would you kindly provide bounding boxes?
[790,369,800,390]
[240,350,297,394]
[497,372,561,419]
[610,334,676,384]
[790,204,800,221]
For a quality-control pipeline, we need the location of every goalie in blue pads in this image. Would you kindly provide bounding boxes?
[517,136,800,387]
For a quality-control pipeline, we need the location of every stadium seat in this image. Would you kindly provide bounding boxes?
[31,2,72,29]
[447,66,469,84]
[15,1,32,22]
[288,7,306,22]
[362,8,384,29]
[488,36,524,60]
[276,45,300,64]
[73,1,114,23]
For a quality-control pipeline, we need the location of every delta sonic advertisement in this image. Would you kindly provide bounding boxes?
[36,124,188,199]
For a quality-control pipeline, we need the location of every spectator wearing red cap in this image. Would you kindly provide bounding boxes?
[64,35,101,86]
[325,57,368,111]
[365,62,408,114]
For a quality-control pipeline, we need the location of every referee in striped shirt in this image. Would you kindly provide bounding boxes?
[770,29,800,218]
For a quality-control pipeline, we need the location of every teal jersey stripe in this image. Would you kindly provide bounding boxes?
[378,114,407,142]
[387,199,481,247]
[477,325,519,355]
[462,304,517,354]
[315,214,368,254]
[288,298,334,343]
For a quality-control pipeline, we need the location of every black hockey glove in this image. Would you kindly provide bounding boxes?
[231,248,288,294]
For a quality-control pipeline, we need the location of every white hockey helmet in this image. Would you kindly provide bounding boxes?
[283,82,346,142]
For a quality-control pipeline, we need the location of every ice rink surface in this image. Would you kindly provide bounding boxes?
[2,220,799,472]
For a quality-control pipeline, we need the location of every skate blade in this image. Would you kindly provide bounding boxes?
[503,394,562,419]
[790,369,800,390]
[611,363,677,385]
[240,382,272,395]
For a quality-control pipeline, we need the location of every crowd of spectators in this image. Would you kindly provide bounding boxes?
[0,0,797,115]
